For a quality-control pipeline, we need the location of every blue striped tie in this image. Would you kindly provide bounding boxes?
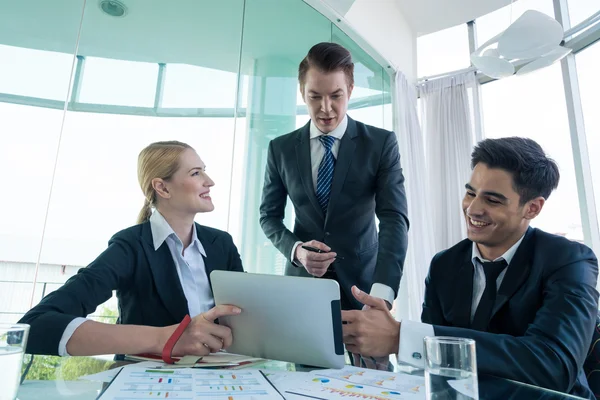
[316,135,336,214]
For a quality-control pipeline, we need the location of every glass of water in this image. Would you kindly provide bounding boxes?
[0,324,29,400]
[424,336,478,400]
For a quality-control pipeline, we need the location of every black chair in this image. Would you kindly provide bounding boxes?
[584,311,600,399]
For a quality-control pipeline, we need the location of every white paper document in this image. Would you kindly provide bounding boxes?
[98,365,426,400]
[98,366,284,399]
[259,370,312,400]
[80,361,163,383]
[313,366,425,393]
[279,366,426,400]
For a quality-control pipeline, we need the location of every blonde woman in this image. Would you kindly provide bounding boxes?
[20,141,243,360]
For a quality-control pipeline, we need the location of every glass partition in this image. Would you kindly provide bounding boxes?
[0,0,84,324]
[0,0,392,342]
[333,25,385,128]
[231,0,332,274]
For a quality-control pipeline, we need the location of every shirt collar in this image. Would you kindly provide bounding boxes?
[149,210,206,256]
[309,114,348,141]
[471,233,525,265]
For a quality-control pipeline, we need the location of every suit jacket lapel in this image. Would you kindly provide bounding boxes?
[141,222,189,322]
[492,227,534,318]
[325,117,357,225]
[195,224,218,290]
[295,122,325,220]
[451,252,475,329]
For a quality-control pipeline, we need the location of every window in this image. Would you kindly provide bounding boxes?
[0,45,75,101]
[334,25,386,127]
[0,0,85,324]
[162,64,238,109]
[568,0,600,28]
[0,103,64,263]
[0,103,66,323]
[481,64,583,241]
[78,57,158,107]
[576,42,600,241]
[40,113,235,266]
[417,24,470,78]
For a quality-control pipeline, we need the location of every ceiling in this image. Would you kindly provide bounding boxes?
[0,0,518,76]
[0,0,335,76]
[323,0,518,37]
[391,0,518,36]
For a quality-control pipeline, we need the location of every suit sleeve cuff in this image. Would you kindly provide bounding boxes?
[398,319,434,369]
[58,317,88,356]
[370,283,394,306]
[290,241,303,267]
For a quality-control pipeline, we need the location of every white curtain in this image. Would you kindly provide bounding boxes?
[392,71,436,321]
[419,72,477,253]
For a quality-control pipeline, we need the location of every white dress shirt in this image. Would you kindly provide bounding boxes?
[290,115,394,305]
[57,211,213,356]
[149,210,214,317]
[398,235,525,368]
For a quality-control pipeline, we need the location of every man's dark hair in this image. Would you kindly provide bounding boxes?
[298,42,354,89]
[471,137,560,205]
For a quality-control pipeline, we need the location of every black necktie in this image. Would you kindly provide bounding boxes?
[471,259,508,331]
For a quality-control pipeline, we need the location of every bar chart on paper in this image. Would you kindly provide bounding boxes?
[98,367,284,399]
[195,372,273,397]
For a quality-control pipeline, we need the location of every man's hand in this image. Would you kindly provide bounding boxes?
[342,286,400,357]
[161,305,241,357]
[362,301,392,311]
[294,240,336,277]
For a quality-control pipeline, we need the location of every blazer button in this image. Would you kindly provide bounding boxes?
[325,232,331,236]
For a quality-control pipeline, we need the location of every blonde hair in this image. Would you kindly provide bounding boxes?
[136,140,193,224]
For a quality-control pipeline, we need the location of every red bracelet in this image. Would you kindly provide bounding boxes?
[161,314,192,364]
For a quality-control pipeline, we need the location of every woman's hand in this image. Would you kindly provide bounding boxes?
[159,305,241,357]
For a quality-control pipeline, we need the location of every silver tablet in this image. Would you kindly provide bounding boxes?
[210,270,345,369]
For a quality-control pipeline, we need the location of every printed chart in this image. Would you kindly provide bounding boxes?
[283,367,426,400]
[195,371,273,397]
[315,366,425,393]
[289,378,423,400]
[98,367,283,399]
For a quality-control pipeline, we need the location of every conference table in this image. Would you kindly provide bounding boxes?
[16,355,588,400]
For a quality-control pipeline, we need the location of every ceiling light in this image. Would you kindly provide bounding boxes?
[516,46,572,76]
[470,10,570,80]
[99,0,127,18]
[470,54,514,80]
[497,11,563,59]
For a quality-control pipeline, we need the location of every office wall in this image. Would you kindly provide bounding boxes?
[345,0,417,82]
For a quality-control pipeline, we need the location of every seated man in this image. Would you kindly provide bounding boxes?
[342,137,599,399]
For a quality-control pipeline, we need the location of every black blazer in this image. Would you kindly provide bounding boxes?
[259,117,409,309]
[422,227,599,399]
[19,221,243,356]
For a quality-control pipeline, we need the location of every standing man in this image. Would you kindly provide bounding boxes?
[259,42,409,312]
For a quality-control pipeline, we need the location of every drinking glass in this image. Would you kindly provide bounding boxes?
[424,336,478,400]
[0,324,30,400]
